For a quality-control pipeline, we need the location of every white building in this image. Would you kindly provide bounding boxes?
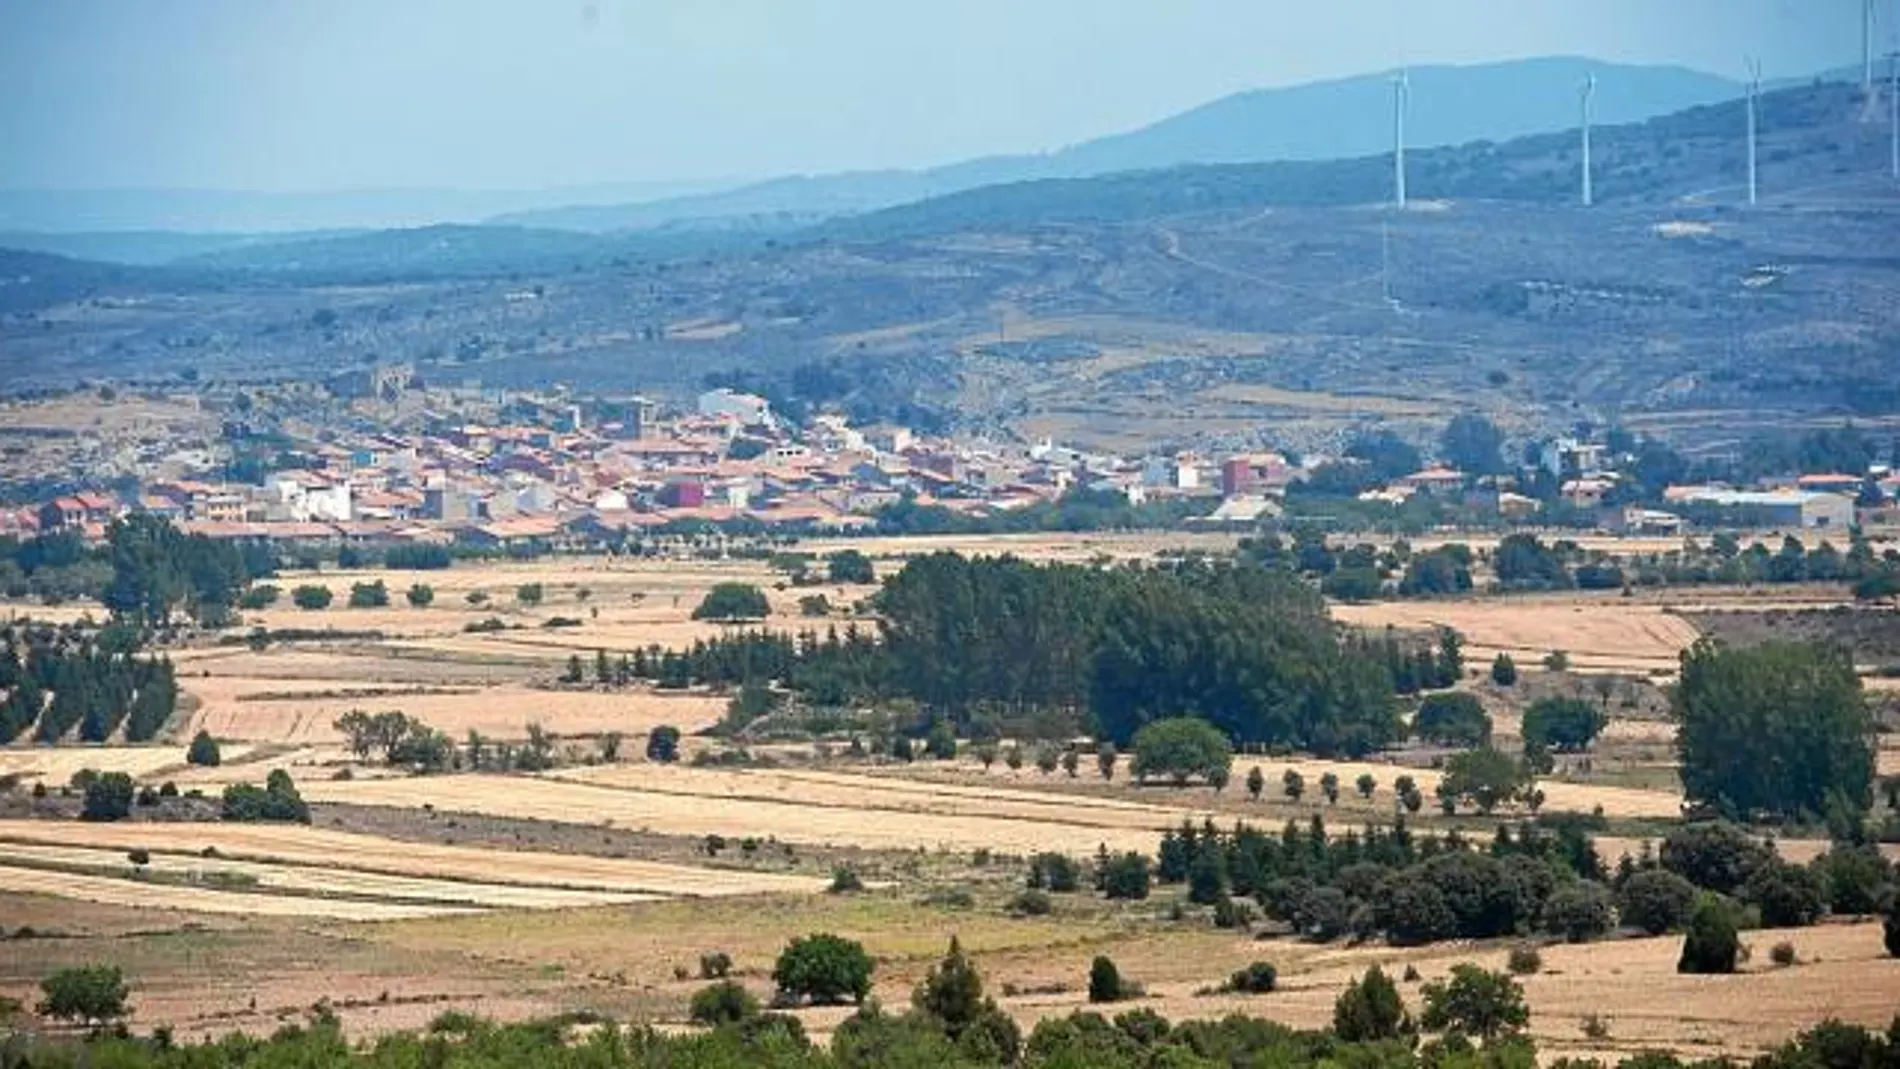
[696,388,772,427]
[267,472,353,522]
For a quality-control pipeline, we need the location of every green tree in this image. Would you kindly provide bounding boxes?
[1414,693,1491,747]
[827,550,876,585]
[1811,843,1893,916]
[1129,717,1232,786]
[1096,742,1117,781]
[647,724,681,763]
[1419,964,1529,1040]
[1521,696,1606,753]
[291,584,333,610]
[1659,822,1773,896]
[688,980,759,1026]
[348,580,389,608]
[1540,881,1615,942]
[1087,955,1127,1003]
[36,965,130,1031]
[1674,640,1874,819]
[1441,414,1506,475]
[1334,966,1412,1042]
[186,729,222,767]
[773,933,874,1005]
[1742,860,1826,928]
[1246,765,1264,801]
[81,771,134,822]
[1283,768,1305,802]
[1356,773,1378,800]
[1440,747,1532,813]
[693,583,771,621]
[1677,896,1741,974]
[515,583,544,606]
[1618,869,1699,935]
[405,583,435,607]
[1320,771,1341,805]
[1101,852,1152,900]
[1490,653,1518,686]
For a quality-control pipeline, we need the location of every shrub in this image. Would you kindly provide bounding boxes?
[1660,822,1773,895]
[828,866,865,894]
[1129,717,1232,786]
[515,583,544,606]
[1505,945,1542,975]
[646,725,681,763]
[1415,692,1492,747]
[238,584,279,610]
[1677,896,1741,974]
[405,583,435,607]
[291,585,332,610]
[186,730,222,767]
[80,773,134,822]
[348,580,389,608]
[692,583,770,621]
[1009,889,1053,917]
[1356,773,1377,800]
[1419,964,1529,1039]
[220,769,309,823]
[1087,955,1129,1003]
[1101,852,1153,901]
[1541,881,1615,942]
[1581,1013,1612,1040]
[1521,696,1606,753]
[1227,962,1278,994]
[773,933,874,1005]
[1490,653,1518,686]
[1811,843,1892,916]
[1742,859,1826,928]
[1544,650,1570,672]
[699,951,732,980]
[798,594,831,617]
[1334,966,1411,1042]
[1027,853,1081,893]
[127,848,150,866]
[689,980,759,1025]
[827,550,875,585]
[1770,941,1797,967]
[1619,869,1699,935]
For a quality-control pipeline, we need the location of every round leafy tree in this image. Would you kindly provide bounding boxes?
[773,933,874,1006]
[1129,717,1232,786]
[693,583,771,621]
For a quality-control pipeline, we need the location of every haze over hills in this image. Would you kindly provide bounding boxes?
[0,56,1743,255]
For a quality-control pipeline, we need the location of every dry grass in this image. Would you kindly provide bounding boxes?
[0,744,253,785]
[0,863,471,920]
[1334,596,1702,675]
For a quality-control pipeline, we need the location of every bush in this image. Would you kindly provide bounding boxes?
[80,772,134,822]
[1742,859,1826,928]
[1334,966,1411,1042]
[1227,961,1277,994]
[290,585,332,610]
[1810,843,1892,916]
[689,980,759,1025]
[405,583,435,607]
[1088,955,1129,1003]
[348,580,389,608]
[646,725,681,763]
[1101,852,1152,901]
[515,583,544,606]
[1490,653,1518,686]
[693,583,770,621]
[1027,853,1081,893]
[1677,896,1741,974]
[1619,869,1699,935]
[220,769,309,824]
[1414,693,1491,747]
[1505,945,1542,975]
[238,584,279,610]
[1129,717,1232,786]
[1009,889,1053,916]
[186,730,221,767]
[827,550,876,585]
[1521,696,1606,753]
[1770,941,1797,967]
[828,866,865,894]
[773,933,874,1005]
[798,594,831,617]
[1541,881,1615,942]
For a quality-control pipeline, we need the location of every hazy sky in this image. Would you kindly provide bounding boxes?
[0,0,1867,192]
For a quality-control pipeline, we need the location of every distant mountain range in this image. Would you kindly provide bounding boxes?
[0,55,1746,258]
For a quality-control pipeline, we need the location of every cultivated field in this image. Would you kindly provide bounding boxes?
[1334,596,1703,675]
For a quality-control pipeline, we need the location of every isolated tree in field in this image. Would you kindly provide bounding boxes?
[1101,852,1152,900]
[1440,747,1532,814]
[186,729,222,767]
[1333,966,1412,1042]
[1419,964,1528,1040]
[1246,766,1264,801]
[1087,955,1128,1003]
[1490,653,1518,686]
[291,584,332,610]
[1677,896,1740,974]
[1004,745,1024,774]
[1320,771,1341,805]
[406,583,434,607]
[1674,640,1874,819]
[827,550,876,585]
[1282,768,1305,802]
[81,772,134,822]
[692,582,770,621]
[1521,696,1606,754]
[37,965,129,1031]
[348,580,389,608]
[647,724,681,763]
[688,980,758,1026]
[1060,749,1079,777]
[773,933,873,1006]
[1413,693,1491,748]
[515,583,544,606]
[1096,742,1117,781]
[1129,717,1231,786]
[1356,773,1377,800]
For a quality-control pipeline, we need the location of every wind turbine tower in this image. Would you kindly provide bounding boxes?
[1392,69,1409,209]
[1580,72,1597,207]
[1867,0,1878,94]
[1890,50,1899,181]
[1745,58,1761,206]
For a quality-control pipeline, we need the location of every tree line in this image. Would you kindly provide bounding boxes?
[0,624,177,745]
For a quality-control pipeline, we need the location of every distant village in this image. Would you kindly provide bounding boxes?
[2,367,1894,550]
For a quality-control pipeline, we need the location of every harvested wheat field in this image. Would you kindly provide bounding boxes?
[1334,596,1702,674]
[0,743,255,784]
[0,819,826,897]
[296,771,1169,855]
[0,863,471,920]
[0,842,661,910]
